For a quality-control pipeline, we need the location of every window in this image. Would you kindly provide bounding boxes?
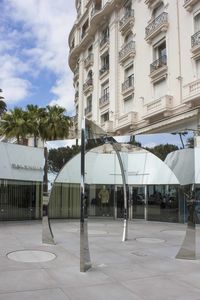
[153,39,166,60]
[152,2,164,19]
[196,59,200,78]
[94,0,102,11]
[100,52,109,75]
[86,95,92,110]
[194,12,200,33]
[124,0,132,11]
[124,32,133,44]
[88,45,93,54]
[101,81,109,97]
[124,65,133,79]
[124,96,133,113]
[101,112,109,123]
[153,78,167,99]
[102,26,109,39]
[82,19,89,39]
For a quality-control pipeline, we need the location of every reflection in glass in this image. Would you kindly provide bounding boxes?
[0,180,42,220]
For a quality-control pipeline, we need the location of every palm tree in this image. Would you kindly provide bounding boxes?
[0,107,28,144]
[26,104,46,147]
[44,105,72,141]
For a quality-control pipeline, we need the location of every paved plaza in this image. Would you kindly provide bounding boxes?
[0,219,200,299]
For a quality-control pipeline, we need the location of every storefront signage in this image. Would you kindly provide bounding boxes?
[11,163,43,171]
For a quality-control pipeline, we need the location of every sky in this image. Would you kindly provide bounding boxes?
[0,0,76,115]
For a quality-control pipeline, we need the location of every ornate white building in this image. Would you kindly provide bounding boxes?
[68,0,200,135]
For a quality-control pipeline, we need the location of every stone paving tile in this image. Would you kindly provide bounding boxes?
[46,265,115,288]
[0,288,69,300]
[0,269,57,293]
[121,275,200,300]
[63,282,143,300]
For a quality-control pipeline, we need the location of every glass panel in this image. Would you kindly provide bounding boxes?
[0,180,42,221]
[131,186,145,219]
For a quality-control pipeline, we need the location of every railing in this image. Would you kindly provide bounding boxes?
[119,41,135,61]
[191,31,200,48]
[119,9,134,28]
[99,64,109,76]
[122,75,134,92]
[84,53,94,67]
[150,55,167,73]
[85,106,92,115]
[100,36,109,48]
[99,93,109,107]
[145,12,168,38]
[83,78,93,91]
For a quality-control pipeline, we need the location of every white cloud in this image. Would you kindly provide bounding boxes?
[1,0,76,112]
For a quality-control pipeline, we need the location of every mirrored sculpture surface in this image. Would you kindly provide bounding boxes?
[42,192,55,245]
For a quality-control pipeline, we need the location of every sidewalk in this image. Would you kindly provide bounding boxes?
[0,219,200,300]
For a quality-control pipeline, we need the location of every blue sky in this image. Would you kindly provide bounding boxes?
[0,0,76,115]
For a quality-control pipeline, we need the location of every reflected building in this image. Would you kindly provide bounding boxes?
[49,143,184,223]
[69,0,200,136]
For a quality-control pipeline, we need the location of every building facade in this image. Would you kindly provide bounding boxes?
[68,0,200,135]
[0,142,44,220]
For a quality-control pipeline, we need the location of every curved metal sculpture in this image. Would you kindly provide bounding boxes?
[111,142,128,242]
[80,118,91,272]
[42,192,55,245]
[176,187,196,260]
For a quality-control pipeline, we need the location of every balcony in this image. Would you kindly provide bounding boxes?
[150,55,167,81]
[145,12,168,44]
[119,9,134,34]
[99,64,109,79]
[143,95,173,120]
[183,79,200,106]
[191,31,200,59]
[83,78,93,94]
[99,93,109,108]
[122,75,134,96]
[115,112,138,131]
[184,0,199,12]
[100,36,109,52]
[85,105,92,117]
[119,41,136,64]
[84,53,94,68]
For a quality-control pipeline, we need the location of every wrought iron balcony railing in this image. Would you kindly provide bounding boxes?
[119,41,135,61]
[150,55,167,73]
[83,78,93,91]
[145,12,168,38]
[99,64,109,76]
[119,9,134,28]
[99,93,109,107]
[122,75,134,92]
[191,30,200,48]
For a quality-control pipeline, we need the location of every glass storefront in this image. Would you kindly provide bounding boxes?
[0,179,42,220]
